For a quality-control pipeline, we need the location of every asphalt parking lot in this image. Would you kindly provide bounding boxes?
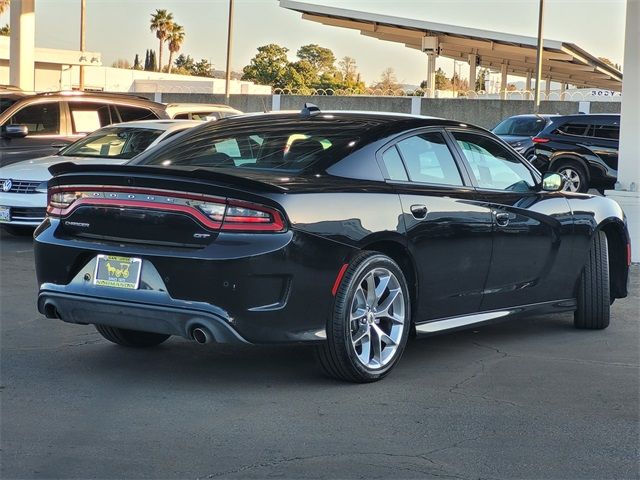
[1,228,638,480]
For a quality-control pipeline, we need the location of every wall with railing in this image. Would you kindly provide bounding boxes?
[155,93,621,129]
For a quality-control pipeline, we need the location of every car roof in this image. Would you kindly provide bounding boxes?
[105,119,202,131]
[164,103,243,114]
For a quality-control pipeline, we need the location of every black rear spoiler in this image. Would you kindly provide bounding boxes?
[48,162,288,193]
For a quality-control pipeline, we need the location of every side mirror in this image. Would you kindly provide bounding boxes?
[2,124,29,139]
[541,172,564,192]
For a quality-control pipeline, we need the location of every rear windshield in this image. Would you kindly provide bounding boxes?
[132,117,365,172]
[61,127,162,159]
[493,117,547,136]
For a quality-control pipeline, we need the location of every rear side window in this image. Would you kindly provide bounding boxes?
[68,101,112,134]
[395,132,463,186]
[556,122,590,136]
[592,123,620,140]
[10,102,61,135]
[116,105,158,122]
[381,146,408,181]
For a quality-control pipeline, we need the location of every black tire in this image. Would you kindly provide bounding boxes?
[95,325,170,347]
[2,225,35,237]
[554,160,589,193]
[316,252,411,383]
[574,231,610,329]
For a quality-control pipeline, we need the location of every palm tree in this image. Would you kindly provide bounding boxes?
[149,9,174,72]
[166,23,185,74]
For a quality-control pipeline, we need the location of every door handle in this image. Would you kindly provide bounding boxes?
[51,143,69,149]
[495,212,510,227]
[410,204,428,219]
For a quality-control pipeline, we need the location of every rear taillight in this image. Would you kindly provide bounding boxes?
[47,187,286,232]
[532,137,549,143]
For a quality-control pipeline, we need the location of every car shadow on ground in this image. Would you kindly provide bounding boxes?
[50,311,580,389]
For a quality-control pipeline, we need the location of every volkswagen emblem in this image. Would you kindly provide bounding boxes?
[1,179,12,192]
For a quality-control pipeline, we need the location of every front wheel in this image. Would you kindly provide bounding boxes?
[316,252,411,383]
[95,325,170,347]
[574,231,610,329]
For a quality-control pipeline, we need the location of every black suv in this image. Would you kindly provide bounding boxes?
[0,91,169,167]
[531,114,620,193]
[492,114,557,161]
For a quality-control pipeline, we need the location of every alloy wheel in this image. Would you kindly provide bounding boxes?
[559,167,581,192]
[349,267,405,369]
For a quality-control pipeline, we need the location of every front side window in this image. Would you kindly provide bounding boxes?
[395,132,463,186]
[453,132,536,192]
[61,127,162,159]
[9,102,60,135]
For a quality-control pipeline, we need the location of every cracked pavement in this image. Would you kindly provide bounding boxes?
[1,228,638,479]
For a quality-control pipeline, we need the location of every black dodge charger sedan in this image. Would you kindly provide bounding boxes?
[34,108,631,382]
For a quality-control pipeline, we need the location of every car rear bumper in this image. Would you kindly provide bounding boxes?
[34,219,357,344]
[38,290,250,344]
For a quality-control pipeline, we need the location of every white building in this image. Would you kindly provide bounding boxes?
[0,36,270,95]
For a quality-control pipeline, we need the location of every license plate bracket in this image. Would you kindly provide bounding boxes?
[93,255,142,290]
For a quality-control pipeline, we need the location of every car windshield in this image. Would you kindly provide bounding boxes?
[133,117,366,172]
[493,117,547,136]
[61,127,163,159]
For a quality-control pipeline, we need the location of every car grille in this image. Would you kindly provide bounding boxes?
[10,207,46,222]
[0,179,41,194]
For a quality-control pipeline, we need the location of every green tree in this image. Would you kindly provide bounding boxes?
[373,67,400,92]
[296,44,336,78]
[148,50,158,72]
[133,54,141,70]
[112,58,131,69]
[150,9,174,72]
[242,44,290,88]
[421,68,450,91]
[0,24,8,36]
[166,23,185,74]
[174,53,195,74]
[192,58,213,77]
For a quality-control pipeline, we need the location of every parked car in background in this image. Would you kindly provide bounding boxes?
[164,103,243,121]
[0,119,199,234]
[34,109,630,382]
[0,91,169,167]
[492,114,557,160]
[531,114,620,193]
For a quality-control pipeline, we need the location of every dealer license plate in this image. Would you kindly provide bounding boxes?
[93,255,142,290]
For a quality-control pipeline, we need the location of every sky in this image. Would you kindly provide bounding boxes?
[0,0,627,86]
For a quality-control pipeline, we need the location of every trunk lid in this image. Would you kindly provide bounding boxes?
[47,163,288,247]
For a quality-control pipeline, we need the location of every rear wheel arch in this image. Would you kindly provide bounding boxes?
[550,155,591,180]
[361,240,417,328]
[597,221,629,300]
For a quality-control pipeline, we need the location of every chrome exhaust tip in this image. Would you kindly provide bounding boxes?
[191,327,212,344]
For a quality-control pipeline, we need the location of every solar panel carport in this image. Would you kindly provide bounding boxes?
[279,0,622,97]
